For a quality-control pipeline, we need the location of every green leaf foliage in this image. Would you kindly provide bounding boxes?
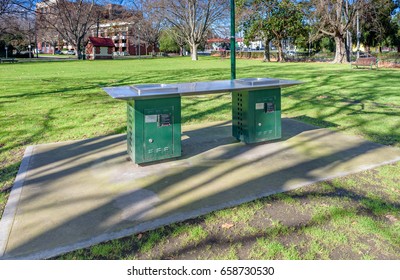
[159,30,180,53]
[238,0,306,61]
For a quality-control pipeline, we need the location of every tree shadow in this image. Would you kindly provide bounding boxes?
[3,116,399,259]
[1,59,399,259]
[153,184,400,260]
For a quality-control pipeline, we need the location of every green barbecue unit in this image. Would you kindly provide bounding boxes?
[127,96,181,164]
[232,87,281,143]
[102,78,302,165]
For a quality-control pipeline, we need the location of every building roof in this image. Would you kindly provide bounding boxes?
[89,37,115,47]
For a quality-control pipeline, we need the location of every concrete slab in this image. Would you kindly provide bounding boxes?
[1,119,400,259]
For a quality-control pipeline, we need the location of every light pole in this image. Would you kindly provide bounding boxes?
[345,0,350,62]
[138,25,141,58]
[230,0,236,80]
[28,44,32,58]
[356,10,360,59]
[5,46,8,59]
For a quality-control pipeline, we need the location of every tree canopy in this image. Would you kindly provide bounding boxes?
[239,0,400,63]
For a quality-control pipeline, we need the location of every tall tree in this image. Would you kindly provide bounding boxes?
[238,0,274,61]
[136,3,163,56]
[392,11,400,52]
[137,18,162,55]
[266,0,305,61]
[158,0,229,60]
[307,0,364,63]
[1,0,33,36]
[358,0,398,52]
[0,1,36,53]
[159,29,180,52]
[1,15,33,47]
[169,27,188,55]
[36,0,99,59]
[238,0,305,62]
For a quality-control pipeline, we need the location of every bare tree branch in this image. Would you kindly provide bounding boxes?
[156,0,229,60]
[36,0,98,58]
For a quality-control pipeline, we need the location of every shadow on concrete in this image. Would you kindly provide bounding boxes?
[2,118,400,259]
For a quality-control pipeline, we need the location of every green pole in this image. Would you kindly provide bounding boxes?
[230,0,236,80]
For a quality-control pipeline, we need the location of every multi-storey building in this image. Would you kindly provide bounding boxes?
[89,21,158,56]
[89,22,132,56]
[36,0,143,55]
[36,1,158,56]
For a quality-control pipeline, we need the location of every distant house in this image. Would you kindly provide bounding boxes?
[86,37,115,60]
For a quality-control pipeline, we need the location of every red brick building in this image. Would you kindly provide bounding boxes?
[90,22,160,56]
[36,1,160,56]
[86,37,114,60]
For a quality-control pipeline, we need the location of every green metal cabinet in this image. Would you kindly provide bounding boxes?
[232,88,281,143]
[103,78,302,164]
[127,96,181,164]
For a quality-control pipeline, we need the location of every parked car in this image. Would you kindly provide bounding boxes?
[55,50,62,55]
[285,50,296,56]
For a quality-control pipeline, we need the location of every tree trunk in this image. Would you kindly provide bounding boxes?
[190,43,198,61]
[347,32,352,62]
[333,36,348,63]
[76,37,82,59]
[397,45,400,53]
[263,39,271,62]
[277,40,285,62]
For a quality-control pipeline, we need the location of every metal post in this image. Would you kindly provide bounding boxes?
[138,26,141,58]
[230,0,236,80]
[356,10,360,59]
[5,46,8,59]
[345,0,350,62]
[28,22,32,59]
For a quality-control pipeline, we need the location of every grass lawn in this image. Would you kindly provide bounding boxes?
[0,57,399,259]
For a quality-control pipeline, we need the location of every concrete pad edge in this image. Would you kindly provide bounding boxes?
[0,146,34,258]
